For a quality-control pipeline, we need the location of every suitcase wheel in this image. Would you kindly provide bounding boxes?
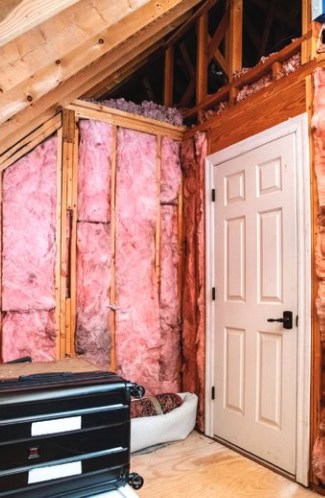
[128,472,144,490]
[130,384,145,399]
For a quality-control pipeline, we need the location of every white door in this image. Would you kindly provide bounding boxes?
[213,133,298,474]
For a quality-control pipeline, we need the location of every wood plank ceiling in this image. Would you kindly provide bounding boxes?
[0,0,204,154]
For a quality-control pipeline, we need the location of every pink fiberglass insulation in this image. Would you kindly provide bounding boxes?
[94,98,183,126]
[161,137,181,204]
[2,137,57,312]
[115,128,161,393]
[181,132,207,432]
[2,310,56,362]
[312,67,325,484]
[78,120,113,223]
[159,205,181,392]
[76,221,112,369]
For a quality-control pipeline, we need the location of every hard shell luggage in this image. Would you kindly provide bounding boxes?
[0,369,144,497]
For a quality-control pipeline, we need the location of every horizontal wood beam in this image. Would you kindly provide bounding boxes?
[67,99,186,140]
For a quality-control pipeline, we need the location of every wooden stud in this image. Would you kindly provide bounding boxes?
[179,42,195,80]
[272,61,283,81]
[177,176,184,307]
[69,124,79,357]
[109,125,117,372]
[55,127,63,360]
[306,72,321,489]
[60,133,68,358]
[164,46,174,107]
[156,136,162,296]
[196,13,209,105]
[227,0,243,81]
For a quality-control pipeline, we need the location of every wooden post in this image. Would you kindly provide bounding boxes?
[164,46,174,107]
[227,0,243,81]
[307,72,321,489]
[196,12,209,106]
[60,109,78,359]
[178,177,184,307]
[109,126,117,371]
[156,136,162,296]
[55,128,63,360]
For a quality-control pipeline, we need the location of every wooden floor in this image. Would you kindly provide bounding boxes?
[132,431,316,498]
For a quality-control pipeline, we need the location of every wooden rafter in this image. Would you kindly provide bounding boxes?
[208,6,230,61]
[0,0,80,47]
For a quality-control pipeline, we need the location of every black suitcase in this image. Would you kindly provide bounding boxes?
[0,371,144,497]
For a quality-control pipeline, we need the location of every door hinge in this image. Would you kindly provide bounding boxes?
[212,188,216,202]
[212,287,216,301]
[212,386,215,400]
[296,315,299,327]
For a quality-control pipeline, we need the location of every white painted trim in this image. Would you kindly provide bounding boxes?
[205,114,311,486]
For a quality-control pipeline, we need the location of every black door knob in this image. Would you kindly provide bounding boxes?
[267,311,293,329]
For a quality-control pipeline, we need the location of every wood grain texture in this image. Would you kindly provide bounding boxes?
[132,431,314,498]
[208,79,306,153]
[0,0,80,46]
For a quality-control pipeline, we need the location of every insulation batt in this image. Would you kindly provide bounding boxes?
[76,222,112,368]
[78,120,112,223]
[159,137,182,391]
[2,137,57,312]
[181,132,207,431]
[2,310,56,362]
[98,98,183,126]
[161,137,181,204]
[115,128,161,393]
[76,119,114,368]
[312,67,325,484]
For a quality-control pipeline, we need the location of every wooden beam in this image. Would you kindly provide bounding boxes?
[164,46,174,107]
[109,126,117,371]
[213,48,228,75]
[196,13,209,105]
[0,0,201,154]
[0,0,80,47]
[227,0,243,80]
[156,136,162,296]
[0,113,62,170]
[67,100,186,141]
[208,7,229,61]
[166,0,218,47]
[55,128,63,360]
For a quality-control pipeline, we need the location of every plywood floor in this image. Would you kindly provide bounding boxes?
[131,431,316,498]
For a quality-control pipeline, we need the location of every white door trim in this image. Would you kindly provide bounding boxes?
[205,114,311,486]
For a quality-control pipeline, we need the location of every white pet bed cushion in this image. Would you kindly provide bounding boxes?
[130,392,198,453]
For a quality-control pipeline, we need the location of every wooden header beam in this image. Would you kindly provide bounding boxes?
[67,99,186,140]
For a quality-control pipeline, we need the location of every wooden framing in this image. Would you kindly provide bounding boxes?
[156,136,162,297]
[196,12,209,110]
[59,109,78,359]
[164,46,174,107]
[0,0,202,156]
[67,100,186,141]
[109,125,117,371]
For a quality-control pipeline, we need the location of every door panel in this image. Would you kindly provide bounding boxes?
[213,133,297,475]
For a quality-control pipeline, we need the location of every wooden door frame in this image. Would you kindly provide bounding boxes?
[205,113,311,486]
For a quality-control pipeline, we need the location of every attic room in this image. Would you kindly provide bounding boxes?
[0,0,325,496]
